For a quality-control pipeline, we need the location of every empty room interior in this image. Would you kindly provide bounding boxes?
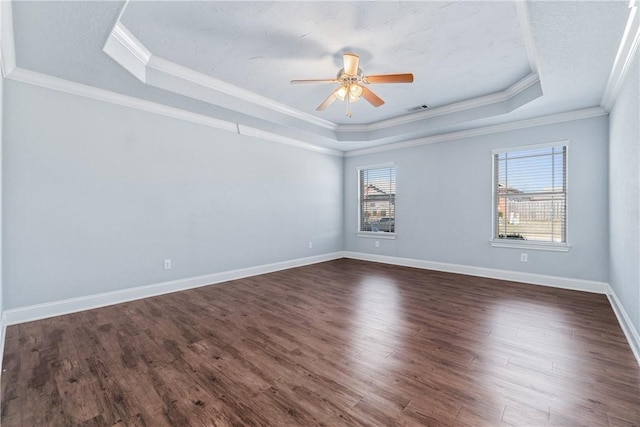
[1,0,640,425]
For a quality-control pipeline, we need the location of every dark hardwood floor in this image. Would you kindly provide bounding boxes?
[2,259,639,426]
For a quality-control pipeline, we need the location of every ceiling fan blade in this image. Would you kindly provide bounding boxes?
[364,73,414,84]
[290,78,339,84]
[361,86,385,107]
[343,53,360,76]
[316,87,340,111]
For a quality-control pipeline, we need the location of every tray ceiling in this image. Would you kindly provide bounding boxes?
[3,1,633,152]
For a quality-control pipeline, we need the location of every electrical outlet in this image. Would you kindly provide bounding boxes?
[520,253,528,263]
[375,241,380,248]
[164,259,172,270]
[308,242,313,249]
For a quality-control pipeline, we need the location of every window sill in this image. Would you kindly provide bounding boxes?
[490,240,571,252]
[357,232,397,240]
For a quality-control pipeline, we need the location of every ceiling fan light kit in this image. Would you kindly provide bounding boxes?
[335,83,363,102]
[291,53,414,117]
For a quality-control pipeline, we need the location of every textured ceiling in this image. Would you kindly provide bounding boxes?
[120,1,530,124]
[6,1,632,152]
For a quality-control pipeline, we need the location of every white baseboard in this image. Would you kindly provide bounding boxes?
[3,252,343,326]
[343,251,609,293]
[3,251,637,369]
[0,315,5,377]
[607,287,640,366]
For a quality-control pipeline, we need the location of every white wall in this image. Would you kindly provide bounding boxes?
[3,80,343,309]
[344,116,610,282]
[609,47,640,334]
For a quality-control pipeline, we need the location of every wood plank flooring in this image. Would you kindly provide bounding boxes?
[2,259,639,426]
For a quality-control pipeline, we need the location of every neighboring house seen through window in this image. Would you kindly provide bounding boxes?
[493,143,567,247]
[359,165,396,233]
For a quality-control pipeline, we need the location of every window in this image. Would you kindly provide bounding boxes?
[493,143,567,248]
[359,165,396,234]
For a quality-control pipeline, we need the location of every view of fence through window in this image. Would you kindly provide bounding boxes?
[359,166,396,233]
[494,145,567,243]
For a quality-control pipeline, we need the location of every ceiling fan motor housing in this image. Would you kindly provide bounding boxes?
[290,53,414,115]
[337,68,364,82]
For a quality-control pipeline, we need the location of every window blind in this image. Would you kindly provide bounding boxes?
[494,145,567,243]
[359,166,396,233]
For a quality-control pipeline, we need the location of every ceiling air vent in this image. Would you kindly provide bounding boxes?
[407,104,430,112]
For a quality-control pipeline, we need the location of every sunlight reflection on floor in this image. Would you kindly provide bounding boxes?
[349,276,404,375]
[479,298,579,421]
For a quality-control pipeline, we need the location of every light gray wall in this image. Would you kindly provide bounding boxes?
[0,71,3,318]
[609,47,640,333]
[344,116,609,282]
[3,80,343,309]
[0,77,618,312]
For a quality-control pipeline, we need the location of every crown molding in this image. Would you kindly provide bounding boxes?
[514,0,539,75]
[0,0,16,78]
[344,106,607,157]
[507,71,539,96]
[338,90,506,133]
[337,72,541,134]
[147,55,311,116]
[104,21,547,142]
[102,21,150,82]
[5,66,604,159]
[112,21,150,66]
[6,67,343,157]
[601,0,640,111]
[237,125,342,156]
[104,22,337,133]
[7,67,236,132]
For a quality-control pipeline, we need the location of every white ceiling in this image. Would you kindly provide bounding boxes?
[4,1,632,153]
[121,1,530,124]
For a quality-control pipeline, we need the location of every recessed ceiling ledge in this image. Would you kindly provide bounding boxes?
[337,72,541,134]
[101,16,548,148]
[103,21,338,139]
[335,73,543,143]
[103,21,149,83]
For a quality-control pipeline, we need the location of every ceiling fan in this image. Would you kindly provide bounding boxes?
[290,53,414,117]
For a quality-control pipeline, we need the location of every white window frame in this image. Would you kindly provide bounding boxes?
[357,162,397,239]
[491,141,570,252]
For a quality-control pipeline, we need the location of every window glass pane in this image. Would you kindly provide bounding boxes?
[360,166,396,233]
[494,146,566,243]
